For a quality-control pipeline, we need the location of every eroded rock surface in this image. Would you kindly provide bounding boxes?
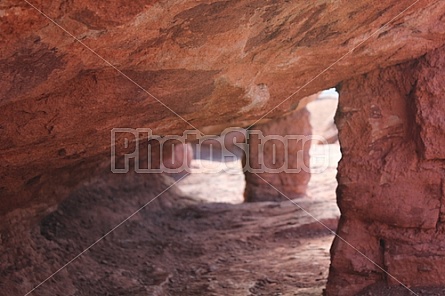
[0,160,340,296]
[244,107,312,202]
[1,0,445,217]
[2,1,445,295]
[327,45,445,295]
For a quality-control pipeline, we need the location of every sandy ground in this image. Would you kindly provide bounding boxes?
[5,94,440,295]
[165,141,342,296]
[2,141,341,296]
[4,96,345,296]
[177,143,341,206]
[165,94,342,295]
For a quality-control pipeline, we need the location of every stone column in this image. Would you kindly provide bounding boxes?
[326,45,445,295]
[162,141,193,171]
[243,107,312,202]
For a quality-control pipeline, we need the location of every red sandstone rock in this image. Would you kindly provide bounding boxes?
[1,1,445,295]
[326,45,445,295]
[414,50,445,160]
[162,142,193,171]
[1,0,445,217]
[244,107,312,202]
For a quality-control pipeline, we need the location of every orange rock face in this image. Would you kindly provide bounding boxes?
[2,1,445,295]
[326,45,445,295]
[1,0,445,217]
[244,107,312,202]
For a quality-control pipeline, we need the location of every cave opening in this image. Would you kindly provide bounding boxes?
[3,1,445,294]
[177,88,341,207]
[170,88,342,294]
[3,89,344,296]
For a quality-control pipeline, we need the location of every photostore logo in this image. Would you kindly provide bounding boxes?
[111,128,330,174]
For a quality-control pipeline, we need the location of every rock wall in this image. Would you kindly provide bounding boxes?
[244,107,312,202]
[1,1,445,294]
[2,0,445,219]
[326,45,445,295]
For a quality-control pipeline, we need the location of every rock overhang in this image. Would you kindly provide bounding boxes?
[1,0,445,215]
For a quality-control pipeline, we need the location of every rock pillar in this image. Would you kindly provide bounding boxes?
[243,107,312,202]
[326,45,445,295]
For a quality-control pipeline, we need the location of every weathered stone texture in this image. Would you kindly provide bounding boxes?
[244,107,312,202]
[326,45,445,295]
[1,0,445,217]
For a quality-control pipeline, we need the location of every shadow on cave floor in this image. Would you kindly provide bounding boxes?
[11,158,441,296]
[4,94,344,296]
[14,169,339,296]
